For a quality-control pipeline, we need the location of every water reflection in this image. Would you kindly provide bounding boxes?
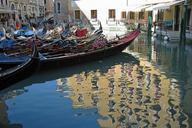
[56,57,188,127]
[0,89,24,128]
[128,35,192,127]
[0,34,192,128]
[0,52,139,128]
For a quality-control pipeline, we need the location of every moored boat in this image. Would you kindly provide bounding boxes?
[41,28,140,68]
[0,44,39,89]
[0,28,140,69]
[1,23,103,54]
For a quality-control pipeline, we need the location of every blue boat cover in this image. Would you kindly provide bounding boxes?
[0,39,16,49]
[14,26,34,37]
[0,53,28,62]
[25,30,34,36]
[0,31,4,37]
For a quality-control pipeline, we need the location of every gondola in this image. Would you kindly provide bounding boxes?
[40,28,140,68]
[0,28,140,70]
[0,44,39,89]
[2,23,103,55]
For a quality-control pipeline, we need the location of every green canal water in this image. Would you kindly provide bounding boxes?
[0,34,192,128]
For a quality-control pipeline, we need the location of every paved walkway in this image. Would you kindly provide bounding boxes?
[155,29,192,41]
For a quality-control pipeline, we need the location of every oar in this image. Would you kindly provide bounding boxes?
[40,46,69,56]
[39,39,63,49]
[4,48,31,57]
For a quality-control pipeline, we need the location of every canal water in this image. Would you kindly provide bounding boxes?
[0,33,192,128]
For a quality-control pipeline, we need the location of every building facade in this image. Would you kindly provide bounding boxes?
[134,0,192,32]
[37,0,45,17]
[53,0,144,30]
[0,0,16,26]
[53,0,184,28]
[54,0,69,22]
[53,0,191,35]
[0,0,45,27]
[44,0,54,18]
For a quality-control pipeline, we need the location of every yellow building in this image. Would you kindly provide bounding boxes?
[156,0,185,31]
[131,0,186,31]
[151,0,192,37]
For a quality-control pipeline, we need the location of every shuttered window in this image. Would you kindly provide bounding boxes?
[139,11,144,19]
[57,2,61,14]
[75,10,81,19]
[91,10,97,19]
[121,11,126,19]
[130,12,135,19]
[109,9,115,19]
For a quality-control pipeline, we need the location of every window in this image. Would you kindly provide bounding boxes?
[139,11,144,20]
[130,12,135,19]
[54,3,56,13]
[44,0,46,4]
[24,6,26,11]
[18,4,21,9]
[11,4,15,10]
[148,11,152,17]
[108,9,115,19]
[57,2,60,14]
[32,7,35,12]
[75,10,80,19]
[121,11,126,19]
[187,8,191,27]
[91,10,97,19]
[1,0,3,5]
[5,0,7,5]
[12,14,15,20]
[157,10,163,21]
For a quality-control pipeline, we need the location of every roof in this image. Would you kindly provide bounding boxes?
[134,0,185,12]
[153,0,185,10]
[132,5,151,12]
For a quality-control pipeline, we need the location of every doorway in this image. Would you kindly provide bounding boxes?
[187,8,191,30]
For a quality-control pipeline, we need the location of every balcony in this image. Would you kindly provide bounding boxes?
[106,18,118,25]
[0,5,13,13]
[90,18,100,25]
[0,3,9,9]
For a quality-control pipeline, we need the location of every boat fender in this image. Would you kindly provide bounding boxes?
[164,36,169,41]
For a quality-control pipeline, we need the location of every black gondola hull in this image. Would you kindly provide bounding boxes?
[0,45,39,89]
[39,30,139,69]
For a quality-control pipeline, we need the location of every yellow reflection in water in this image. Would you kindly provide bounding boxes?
[57,58,189,128]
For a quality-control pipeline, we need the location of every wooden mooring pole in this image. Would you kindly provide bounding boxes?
[180,0,189,44]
